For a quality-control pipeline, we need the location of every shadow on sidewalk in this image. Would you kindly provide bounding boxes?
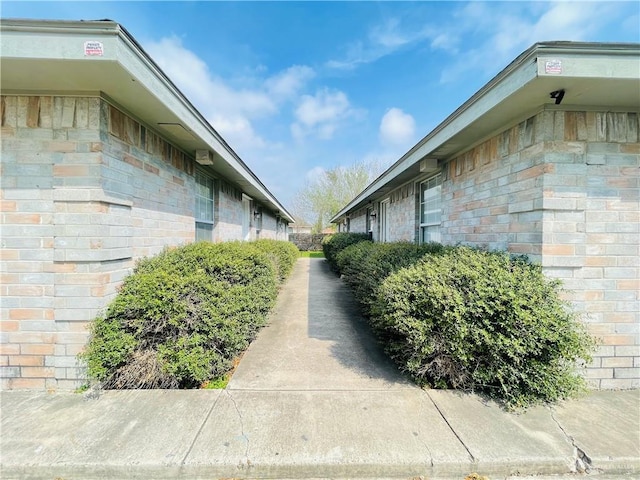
[306,258,409,385]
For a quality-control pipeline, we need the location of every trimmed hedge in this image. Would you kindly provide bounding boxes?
[81,240,298,389]
[374,246,595,409]
[336,241,448,318]
[254,239,300,281]
[321,232,370,271]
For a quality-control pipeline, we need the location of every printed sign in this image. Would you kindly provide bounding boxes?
[545,59,562,74]
[84,41,104,56]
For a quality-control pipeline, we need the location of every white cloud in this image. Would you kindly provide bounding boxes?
[379,108,415,146]
[438,1,614,83]
[326,1,619,81]
[144,35,318,152]
[430,32,459,54]
[326,17,424,70]
[292,88,356,140]
[209,114,268,150]
[265,65,315,101]
[146,36,276,119]
[370,18,411,49]
[296,89,350,126]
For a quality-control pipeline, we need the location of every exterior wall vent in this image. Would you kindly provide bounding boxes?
[419,158,438,173]
[196,149,214,165]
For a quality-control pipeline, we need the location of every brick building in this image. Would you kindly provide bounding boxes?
[0,19,293,390]
[332,42,640,389]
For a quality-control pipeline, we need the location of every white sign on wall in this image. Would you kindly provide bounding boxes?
[84,41,104,56]
[545,59,562,74]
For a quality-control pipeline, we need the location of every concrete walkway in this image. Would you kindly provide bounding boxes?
[1,257,639,479]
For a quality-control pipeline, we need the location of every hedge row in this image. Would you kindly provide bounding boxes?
[322,232,370,271]
[81,240,299,389]
[336,241,449,318]
[324,235,595,408]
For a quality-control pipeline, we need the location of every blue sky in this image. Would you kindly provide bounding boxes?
[3,1,639,210]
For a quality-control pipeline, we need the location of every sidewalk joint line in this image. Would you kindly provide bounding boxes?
[180,391,221,465]
[425,390,476,463]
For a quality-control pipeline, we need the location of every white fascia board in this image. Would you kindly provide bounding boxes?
[0,20,116,58]
[537,54,640,79]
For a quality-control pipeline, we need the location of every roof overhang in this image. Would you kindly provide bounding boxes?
[0,18,294,223]
[331,41,640,223]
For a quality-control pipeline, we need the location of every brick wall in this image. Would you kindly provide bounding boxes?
[443,114,546,254]
[443,109,639,388]
[1,96,112,389]
[256,211,288,240]
[342,108,638,388]
[1,95,283,390]
[214,181,243,241]
[348,207,368,234]
[387,184,417,242]
[104,102,195,259]
[541,111,639,388]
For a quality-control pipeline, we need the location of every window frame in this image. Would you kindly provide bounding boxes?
[242,194,252,241]
[195,169,215,242]
[419,173,442,244]
[379,198,390,243]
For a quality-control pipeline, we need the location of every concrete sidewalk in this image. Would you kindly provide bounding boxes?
[1,258,639,479]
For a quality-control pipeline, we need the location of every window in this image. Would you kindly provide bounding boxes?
[242,194,252,241]
[379,199,390,243]
[420,174,442,243]
[195,171,214,241]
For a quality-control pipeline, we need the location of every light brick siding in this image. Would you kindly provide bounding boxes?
[215,182,244,241]
[349,209,368,234]
[386,184,418,242]
[258,211,288,240]
[1,95,285,390]
[345,108,639,388]
[444,109,639,388]
[443,114,546,254]
[2,95,110,389]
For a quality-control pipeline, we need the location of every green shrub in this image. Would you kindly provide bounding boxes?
[80,241,282,389]
[374,246,595,409]
[335,240,374,284]
[253,239,299,281]
[134,241,275,286]
[322,232,371,271]
[336,241,447,318]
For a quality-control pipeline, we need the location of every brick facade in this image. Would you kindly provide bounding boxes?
[216,182,245,241]
[0,95,287,390]
[348,108,639,388]
[385,184,418,243]
[348,207,368,235]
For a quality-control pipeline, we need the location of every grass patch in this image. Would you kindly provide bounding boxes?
[201,377,229,389]
[299,251,325,258]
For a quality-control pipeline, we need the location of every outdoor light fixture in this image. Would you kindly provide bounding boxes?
[254,209,262,218]
[370,211,377,220]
